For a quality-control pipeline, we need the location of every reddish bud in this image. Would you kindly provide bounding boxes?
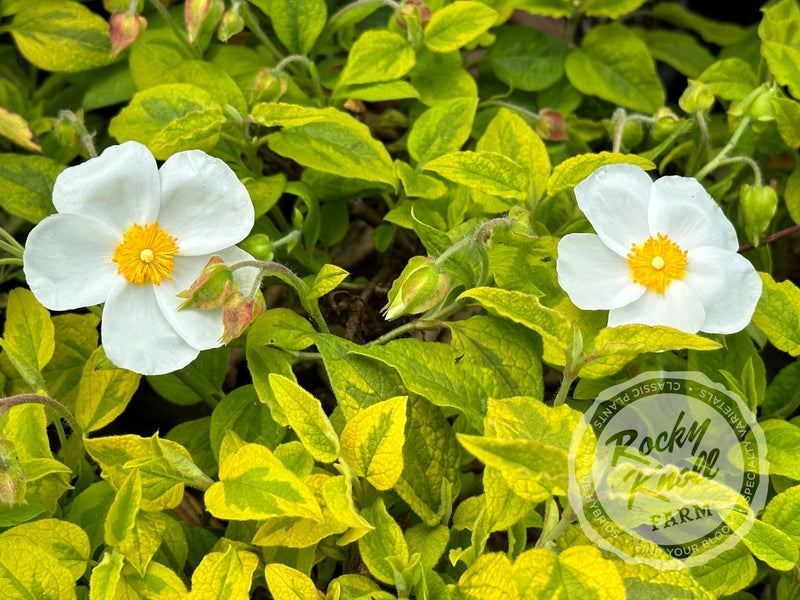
[536,108,567,141]
[185,0,220,44]
[221,291,266,343]
[397,0,431,28]
[177,256,236,310]
[109,12,147,57]
[0,439,26,507]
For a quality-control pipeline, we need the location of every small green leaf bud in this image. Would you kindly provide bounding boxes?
[740,184,777,247]
[177,256,237,310]
[217,7,244,42]
[383,256,450,320]
[239,234,274,261]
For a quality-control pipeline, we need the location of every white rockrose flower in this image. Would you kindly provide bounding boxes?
[23,141,259,375]
[556,163,762,334]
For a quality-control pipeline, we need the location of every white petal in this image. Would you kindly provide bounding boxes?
[607,280,706,333]
[156,151,255,255]
[573,163,653,257]
[52,142,160,231]
[648,176,738,252]
[102,280,199,375]
[23,214,121,311]
[153,246,259,350]
[557,234,645,310]
[682,247,762,334]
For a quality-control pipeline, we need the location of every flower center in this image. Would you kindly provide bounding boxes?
[627,233,687,295]
[112,222,179,285]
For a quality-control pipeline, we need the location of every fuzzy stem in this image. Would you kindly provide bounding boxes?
[694,116,752,181]
[0,394,82,438]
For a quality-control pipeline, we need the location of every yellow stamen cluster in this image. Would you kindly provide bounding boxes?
[627,233,688,294]
[112,222,179,285]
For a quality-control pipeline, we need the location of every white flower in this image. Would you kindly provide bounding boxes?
[23,141,259,375]
[556,164,762,334]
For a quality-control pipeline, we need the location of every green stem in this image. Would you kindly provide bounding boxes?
[611,107,626,153]
[0,227,24,256]
[552,371,576,407]
[536,503,575,548]
[0,258,23,266]
[694,116,752,181]
[0,394,82,438]
[148,0,202,58]
[714,156,763,187]
[241,4,283,62]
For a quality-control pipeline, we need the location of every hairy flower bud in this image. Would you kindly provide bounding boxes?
[221,291,266,343]
[109,11,147,57]
[383,256,450,320]
[185,0,223,44]
[0,439,26,507]
[177,256,236,310]
[536,108,568,141]
[740,184,777,247]
[217,7,245,42]
[679,80,714,114]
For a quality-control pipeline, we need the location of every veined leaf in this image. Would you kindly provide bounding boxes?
[0,288,55,392]
[0,153,60,223]
[424,151,528,202]
[205,442,323,521]
[653,1,750,45]
[186,547,257,600]
[261,0,326,54]
[340,396,407,490]
[0,106,40,152]
[358,499,409,586]
[0,537,77,600]
[456,552,517,600]
[338,31,414,86]
[423,2,497,53]
[487,26,569,92]
[104,468,141,548]
[0,518,89,581]
[265,563,319,600]
[546,151,655,196]
[75,347,140,433]
[407,97,477,166]
[752,272,800,356]
[89,552,124,600]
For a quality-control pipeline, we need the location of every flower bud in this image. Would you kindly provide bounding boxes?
[536,108,567,141]
[740,184,777,247]
[679,80,714,114]
[239,234,274,261]
[185,0,223,44]
[221,291,266,343]
[217,7,244,42]
[109,12,147,57]
[383,256,450,320]
[396,0,431,29]
[652,107,680,141]
[0,439,26,507]
[177,256,236,310]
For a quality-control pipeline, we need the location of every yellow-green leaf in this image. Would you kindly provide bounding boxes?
[115,561,187,599]
[0,287,55,392]
[340,396,407,490]
[407,97,477,166]
[338,31,414,86]
[205,442,323,521]
[424,151,528,202]
[0,518,90,580]
[752,272,800,356]
[0,537,77,600]
[513,545,625,600]
[104,468,141,548]
[307,264,349,300]
[0,106,40,152]
[75,347,140,432]
[268,374,339,462]
[456,552,517,600]
[187,547,257,600]
[546,151,655,196]
[118,512,169,577]
[265,563,319,600]
[424,2,498,53]
[741,518,798,571]
[358,499,409,586]
[89,552,124,600]
[0,153,60,223]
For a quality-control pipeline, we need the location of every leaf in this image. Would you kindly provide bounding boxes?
[307,264,349,300]
[0,287,55,392]
[186,547,256,600]
[410,47,477,106]
[315,334,406,421]
[264,0,326,54]
[513,546,625,600]
[407,97,477,166]
[0,537,77,600]
[268,374,339,462]
[204,442,323,521]
[350,339,490,430]
[565,23,664,113]
[582,324,722,379]
[740,518,798,571]
[104,468,141,548]
[117,512,168,577]
[338,31,414,86]
[115,561,187,599]
[759,420,800,479]
[581,0,647,18]
[0,518,90,581]
[45,313,100,411]
[63,481,115,554]
[89,552,124,600]
[0,106,40,152]
[487,26,569,92]
[689,545,755,598]
[340,396,407,491]
[760,0,800,100]
[332,80,420,102]
[75,347,141,432]
[9,0,111,72]
[546,151,655,196]
[108,84,225,159]
[763,485,800,550]
[448,315,544,401]
[267,113,397,188]
[209,385,285,461]
[456,552,517,600]
[250,102,331,127]
[697,58,757,101]
[634,28,714,79]
[0,153,60,223]
[458,287,572,366]
[148,347,228,406]
[358,499,409,586]
[772,96,800,148]
[752,272,800,356]
[477,108,550,200]
[265,563,319,600]
[652,2,750,46]
[423,2,497,53]
[424,151,528,201]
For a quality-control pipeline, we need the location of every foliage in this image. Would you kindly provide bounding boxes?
[0,0,800,597]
